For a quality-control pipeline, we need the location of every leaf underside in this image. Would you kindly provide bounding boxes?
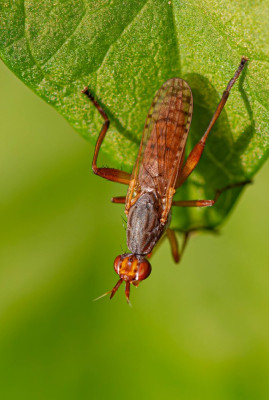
[0,0,268,231]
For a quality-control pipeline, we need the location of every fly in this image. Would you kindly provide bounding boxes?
[82,57,249,303]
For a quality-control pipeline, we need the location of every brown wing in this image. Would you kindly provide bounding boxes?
[126,78,193,211]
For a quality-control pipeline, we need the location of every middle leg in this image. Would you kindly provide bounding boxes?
[172,180,251,207]
[111,196,126,204]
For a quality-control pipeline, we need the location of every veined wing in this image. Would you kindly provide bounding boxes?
[126,78,193,211]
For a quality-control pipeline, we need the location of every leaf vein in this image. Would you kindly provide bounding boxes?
[22,1,45,82]
[95,0,150,77]
[40,0,87,68]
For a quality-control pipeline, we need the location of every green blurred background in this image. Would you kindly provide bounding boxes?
[0,61,268,399]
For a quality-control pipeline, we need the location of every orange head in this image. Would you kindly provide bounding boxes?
[110,254,151,302]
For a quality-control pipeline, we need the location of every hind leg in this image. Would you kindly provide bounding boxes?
[82,87,131,185]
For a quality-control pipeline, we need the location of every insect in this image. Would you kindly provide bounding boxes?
[82,57,249,303]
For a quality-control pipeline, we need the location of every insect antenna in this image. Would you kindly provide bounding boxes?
[92,291,111,302]
[93,278,124,302]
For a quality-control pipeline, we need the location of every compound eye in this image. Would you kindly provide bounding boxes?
[113,255,122,275]
[114,254,151,283]
[136,258,151,281]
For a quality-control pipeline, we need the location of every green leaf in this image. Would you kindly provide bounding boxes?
[1,0,268,231]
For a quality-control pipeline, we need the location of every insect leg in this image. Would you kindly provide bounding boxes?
[125,282,131,304]
[111,196,126,204]
[167,229,190,263]
[82,87,131,185]
[110,278,123,299]
[172,180,251,207]
[176,57,248,188]
[166,229,180,262]
[173,200,214,207]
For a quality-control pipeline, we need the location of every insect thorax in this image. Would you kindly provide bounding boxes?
[126,191,169,255]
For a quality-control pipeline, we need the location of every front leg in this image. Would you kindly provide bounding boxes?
[166,229,190,263]
[82,87,131,185]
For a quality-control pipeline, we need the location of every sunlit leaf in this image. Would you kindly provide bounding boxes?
[0,0,268,230]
